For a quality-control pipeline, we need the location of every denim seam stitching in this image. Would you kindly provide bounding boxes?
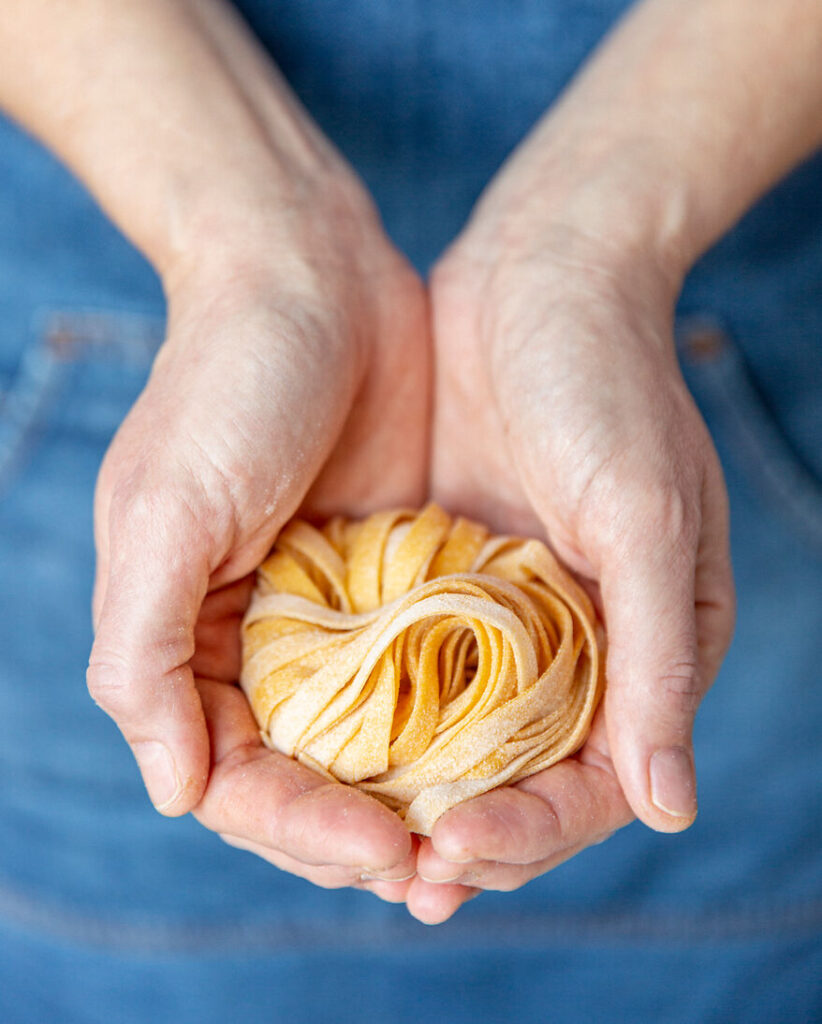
[678,317,822,555]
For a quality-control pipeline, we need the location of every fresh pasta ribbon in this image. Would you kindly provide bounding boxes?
[240,504,603,835]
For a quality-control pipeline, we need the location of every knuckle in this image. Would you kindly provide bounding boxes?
[657,659,703,716]
[636,482,698,546]
[109,477,221,564]
[109,629,192,680]
[109,481,172,537]
[587,465,701,562]
[86,655,137,717]
[87,634,193,719]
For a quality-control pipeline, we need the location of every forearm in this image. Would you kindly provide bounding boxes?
[0,0,357,281]
[466,0,822,278]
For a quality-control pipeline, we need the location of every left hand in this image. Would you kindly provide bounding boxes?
[407,193,735,924]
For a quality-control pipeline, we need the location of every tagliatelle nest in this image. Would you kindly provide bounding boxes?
[240,505,603,835]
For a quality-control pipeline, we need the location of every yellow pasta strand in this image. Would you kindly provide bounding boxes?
[240,505,603,835]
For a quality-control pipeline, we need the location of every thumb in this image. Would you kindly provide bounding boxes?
[599,507,703,832]
[87,492,212,815]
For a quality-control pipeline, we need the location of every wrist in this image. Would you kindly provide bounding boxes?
[436,151,687,378]
[452,137,698,296]
[158,165,401,401]
[0,0,379,293]
[453,0,822,295]
[159,159,379,295]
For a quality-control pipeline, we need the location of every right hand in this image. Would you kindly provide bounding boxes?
[87,173,429,900]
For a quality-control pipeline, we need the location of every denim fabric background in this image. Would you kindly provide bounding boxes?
[0,2,820,1021]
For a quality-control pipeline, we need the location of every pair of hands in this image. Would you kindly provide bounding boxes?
[87,143,735,924]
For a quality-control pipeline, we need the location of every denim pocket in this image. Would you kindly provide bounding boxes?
[677,314,822,559]
[0,307,163,500]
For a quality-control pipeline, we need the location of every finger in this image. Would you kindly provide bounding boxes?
[219,833,415,904]
[404,876,481,925]
[599,493,706,831]
[87,493,213,815]
[427,733,632,867]
[190,576,255,682]
[198,575,256,624]
[193,680,414,873]
[219,832,363,888]
[418,833,614,891]
[357,875,417,904]
[429,787,560,867]
[201,751,416,872]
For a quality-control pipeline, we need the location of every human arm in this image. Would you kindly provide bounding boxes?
[0,0,427,892]
[414,0,822,922]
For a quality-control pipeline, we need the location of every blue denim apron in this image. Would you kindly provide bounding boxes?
[0,2,820,1021]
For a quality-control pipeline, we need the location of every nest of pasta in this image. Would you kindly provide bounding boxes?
[240,504,602,835]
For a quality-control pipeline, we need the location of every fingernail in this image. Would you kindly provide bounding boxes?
[360,871,416,883]
[649,746,697,820]
[132,741,182,811]
[434,850,475,864]
[418,872,464,884]
[361,854,417,883]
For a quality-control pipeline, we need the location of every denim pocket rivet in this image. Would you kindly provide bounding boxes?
[682,323,727,363]
[46,325,79,359]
